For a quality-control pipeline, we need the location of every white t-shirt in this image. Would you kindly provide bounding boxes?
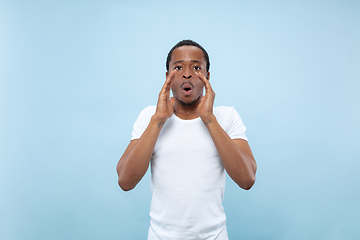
[131,106,247,240]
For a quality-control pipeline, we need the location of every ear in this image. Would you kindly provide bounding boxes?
[206,72,210,80]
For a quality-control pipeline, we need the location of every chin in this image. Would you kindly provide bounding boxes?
[178,97,200,106]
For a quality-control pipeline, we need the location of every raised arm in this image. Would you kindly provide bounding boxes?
[116,71,176,191]
[196,72,257,190]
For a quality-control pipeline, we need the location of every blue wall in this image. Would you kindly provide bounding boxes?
[1,0,359,239]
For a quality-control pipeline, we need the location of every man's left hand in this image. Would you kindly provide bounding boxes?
[195,72,215,124]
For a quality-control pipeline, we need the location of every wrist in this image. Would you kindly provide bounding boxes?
[151,114,168,129]
[200,114,216,125]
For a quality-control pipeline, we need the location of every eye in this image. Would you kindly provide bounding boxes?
[175,66,182,70]
[193,66,200,71]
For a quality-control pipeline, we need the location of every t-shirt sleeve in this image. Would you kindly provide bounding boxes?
[131,106,156,140]
[227,107,248,141]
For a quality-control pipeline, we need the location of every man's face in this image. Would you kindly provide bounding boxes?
[167,45,209,106]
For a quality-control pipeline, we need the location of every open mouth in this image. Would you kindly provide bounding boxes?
[182,84,193,95]
[183,87,191,92]
[181,82,194,95]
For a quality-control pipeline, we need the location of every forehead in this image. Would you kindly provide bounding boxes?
[170,45,205,64]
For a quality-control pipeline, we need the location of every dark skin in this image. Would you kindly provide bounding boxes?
[117,46,257,191]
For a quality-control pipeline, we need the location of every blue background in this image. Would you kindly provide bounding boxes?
[1,0,359,239]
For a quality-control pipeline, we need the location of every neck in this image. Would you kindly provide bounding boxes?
[173,99,200,120]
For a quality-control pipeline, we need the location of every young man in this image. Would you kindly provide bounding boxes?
[117,40,257,240]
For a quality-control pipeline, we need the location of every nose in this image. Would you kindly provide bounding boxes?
[182,66,193,79]
[182,74,192,79]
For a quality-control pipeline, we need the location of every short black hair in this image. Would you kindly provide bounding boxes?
[166,39,210,72]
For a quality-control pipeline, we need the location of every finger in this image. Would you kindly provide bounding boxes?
[196,72,213,94]
[161,70,176,94]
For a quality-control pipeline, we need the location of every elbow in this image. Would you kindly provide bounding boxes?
[117,162,135,191]
[240,162,257,190]
[118,179,135,192]
[241,182,255,190]
[118,176,136,192]
[238,176,256,190]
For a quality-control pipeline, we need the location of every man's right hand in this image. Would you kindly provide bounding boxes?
[153,70,176,125]
[117,70,177,191]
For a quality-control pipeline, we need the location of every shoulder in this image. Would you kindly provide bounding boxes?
[138,105,156,117]
[213,106,236,127]
[214,106,239,121]
[214,106,247,138]
[131,105,156,140]
[134,105,156,126]
[214,106,235,115]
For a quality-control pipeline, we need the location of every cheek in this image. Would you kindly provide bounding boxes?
[170,82,180,94]
[195,78,205,88]
[173,70,182,78]
[171,80,179,88]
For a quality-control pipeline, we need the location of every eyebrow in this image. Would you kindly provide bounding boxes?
[173,60,201,64]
